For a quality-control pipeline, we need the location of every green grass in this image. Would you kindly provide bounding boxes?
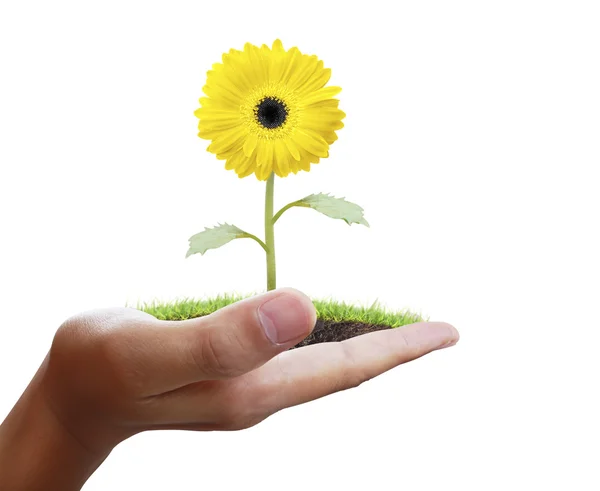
[134,293,425,328]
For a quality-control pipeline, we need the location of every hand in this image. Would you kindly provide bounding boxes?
[0,288,459,490]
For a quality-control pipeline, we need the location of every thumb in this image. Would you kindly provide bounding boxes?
[126,288,316,396]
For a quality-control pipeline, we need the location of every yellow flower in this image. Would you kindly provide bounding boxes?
[194,40,345,180]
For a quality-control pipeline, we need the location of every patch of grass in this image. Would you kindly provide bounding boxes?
[134,293,425,328]
[134,293,250,321]
[311,298,425,327]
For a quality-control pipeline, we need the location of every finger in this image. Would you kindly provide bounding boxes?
[112,288,316,396]
[142,321,459,427]
[241,321,459,415]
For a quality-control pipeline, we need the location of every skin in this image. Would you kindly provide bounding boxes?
[0,288,459,490]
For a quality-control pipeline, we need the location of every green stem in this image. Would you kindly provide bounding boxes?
[265,172,276,291]
[272,200,301,225]
[240,233,269,254]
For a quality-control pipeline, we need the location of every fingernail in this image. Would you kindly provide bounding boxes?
[258,293,311,345]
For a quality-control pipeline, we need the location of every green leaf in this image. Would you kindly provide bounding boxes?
[186,223,258,257]
[295,193,369,227]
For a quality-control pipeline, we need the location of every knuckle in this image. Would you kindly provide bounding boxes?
[397,329,419,361]
[50,312,138,398]
[52,313,101,358]
[53,308,133,349]
[216,390,265,430]
[232,414,266,431]
[214,390,250,428]
[220,405,248,428]
[53,313,116,362]
[54,314,88,342]
[339,342,367,390]
[195,329,241,379]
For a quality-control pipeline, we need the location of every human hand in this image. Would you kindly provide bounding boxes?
[0,288,459,490]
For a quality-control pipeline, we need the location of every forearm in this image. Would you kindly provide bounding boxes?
[0,363,109,491]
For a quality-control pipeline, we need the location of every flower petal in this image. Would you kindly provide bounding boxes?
[288,155,299,174]
[194,107,237,119]
[255,161,273,180]
[215,146,239,160]
[243,132,258,157]
[273,139,290,177]
[237,151,256,174]
[208,129,246,154]
[292,128,329,158]
[288,56,320,91]
[299,158,311,171]
[263,140,274,168]
[256,139,275,169]
[222,50,255,89]
[299,112,345,132]
[224,150,244,170]
[198,129,218,140]
[244,42,268,85]
[272,39,285,53]
[301,86,342,106]
[206,69,246,100]
[279,47,302,85]
[306,98,340,109]
[284,137,301,161]
[322,131,338,145]
[202,84,240,107]
[198,120,242,132]
[296,67,332,96]
[238,166,255,178]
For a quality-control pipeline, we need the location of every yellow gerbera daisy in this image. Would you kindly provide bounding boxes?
[194,39,346,180]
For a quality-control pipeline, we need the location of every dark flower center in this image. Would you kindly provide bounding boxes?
[255,97,288,129]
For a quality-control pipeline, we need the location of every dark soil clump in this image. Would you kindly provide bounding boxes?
[292,319,393,350]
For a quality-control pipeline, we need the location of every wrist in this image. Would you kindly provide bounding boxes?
[0,359,110,491]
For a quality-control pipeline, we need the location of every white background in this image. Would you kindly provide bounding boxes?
[1,1,599,489]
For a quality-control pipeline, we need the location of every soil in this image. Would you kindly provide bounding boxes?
[292,319,393,350]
